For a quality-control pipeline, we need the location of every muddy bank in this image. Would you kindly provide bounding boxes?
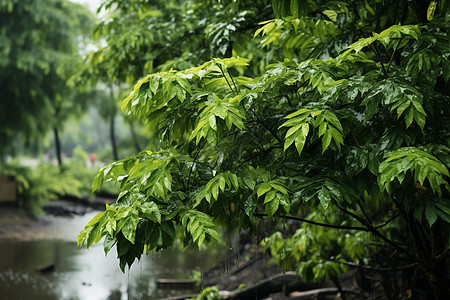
[0,197,114,241]
[0,201,359,300]
[0,206,54,241]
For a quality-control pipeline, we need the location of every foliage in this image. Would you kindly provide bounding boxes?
[1,162,83,215]
[188,286,220,300]
[62,145,119,196]
[72,0,274,88]
[0,0,94,158]
[79,0,450,298]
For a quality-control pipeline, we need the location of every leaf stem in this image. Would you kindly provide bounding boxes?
[370,43,388,74]
[227,69,239,93]
[386,36,405,73]
[187,140,207,191]
[334,202,415,259]
[251,109,282,144]
[215,62,236,94]
[357,199,373,227]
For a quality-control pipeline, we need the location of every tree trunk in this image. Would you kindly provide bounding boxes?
[423,265,450,300]
[129,121,141,153]
[110,116,118,161]
[53,127,62,167]
[409,217,450,299]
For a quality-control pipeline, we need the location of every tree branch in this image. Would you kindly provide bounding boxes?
[339,260,418,272]
[187,140,207,190]
[374,213,400,229]
[334,202,415,259]
[386,36,405,73]
[251,109,282,144]
[216,62,236,94]
[357,199,373,227]
[227,69,239,93]
[370,43,388,74]
[253,213,370,231]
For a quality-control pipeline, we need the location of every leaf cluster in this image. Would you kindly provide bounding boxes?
[79,2,450,292]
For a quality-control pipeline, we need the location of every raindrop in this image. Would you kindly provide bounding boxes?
[200,248,204,291]
[139,259,143,299]
[236,246,240,269]
[127,267,130,300]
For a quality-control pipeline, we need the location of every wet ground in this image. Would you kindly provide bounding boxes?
[0,205,222,300]
[0,203,355,300]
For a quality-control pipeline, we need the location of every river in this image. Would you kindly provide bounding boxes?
[0,211,220,300]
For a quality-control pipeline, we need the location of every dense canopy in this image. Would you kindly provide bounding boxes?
[78,1,450,298]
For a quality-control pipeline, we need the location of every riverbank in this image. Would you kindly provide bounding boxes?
[0,201,358,300]
[0,197,116,241]
[0,206,52,241]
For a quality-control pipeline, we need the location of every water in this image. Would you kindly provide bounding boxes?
[0,211,217,300]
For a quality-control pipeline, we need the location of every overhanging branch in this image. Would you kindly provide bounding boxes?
[253,213,370,231]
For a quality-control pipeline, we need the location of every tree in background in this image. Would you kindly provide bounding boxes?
[0,0,94,163]
[79,0,450,298]
[70,0,275,162]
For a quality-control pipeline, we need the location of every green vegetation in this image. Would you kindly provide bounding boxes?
[0,0,94,160]
[1,162,82,215]
[4,0,446,298]
[0,0,99,213]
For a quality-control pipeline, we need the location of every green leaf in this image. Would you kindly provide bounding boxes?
[265,196,280,217]
[322,131,332,153]
[323,10,337,22]
[285,108,311,119]
[244,195,258,217]
[294,132,307,155]
[318,187,331,209]
[425,202,438,226]
[404,107,414,128]
[264,190,276,204]
[414,111,426,130]
[209,115,217,131]
[104,234,116,255]
[150,76,160,94]
[318,122,327,137]
[379,147,450,196]
[257,182,272,198]
[427,1,437,21]
[122,211,139,244]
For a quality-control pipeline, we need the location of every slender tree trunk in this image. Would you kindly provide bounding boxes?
[53,127,62,167]
[110,116,118,161]
[129,121,141,153]
[419,259,450,300]
[108,83,119,161]
[409,217,450,299]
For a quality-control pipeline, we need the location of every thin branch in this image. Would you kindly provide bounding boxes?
[436,248,450,263]
[253,213,370,231]
[334,202,415,259]
[251,109,282,144]
[374,213,400,229]
[186,140,207,190]
[215,62,236,94]
[370,43,388,74]
[357,199,373,228]
[339,261,418,272]
[386,36,405,73]
[227,69,239,93]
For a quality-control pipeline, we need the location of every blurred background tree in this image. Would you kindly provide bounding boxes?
[0,0,94,162]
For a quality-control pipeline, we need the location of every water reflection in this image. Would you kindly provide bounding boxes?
[0,212,218,300]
